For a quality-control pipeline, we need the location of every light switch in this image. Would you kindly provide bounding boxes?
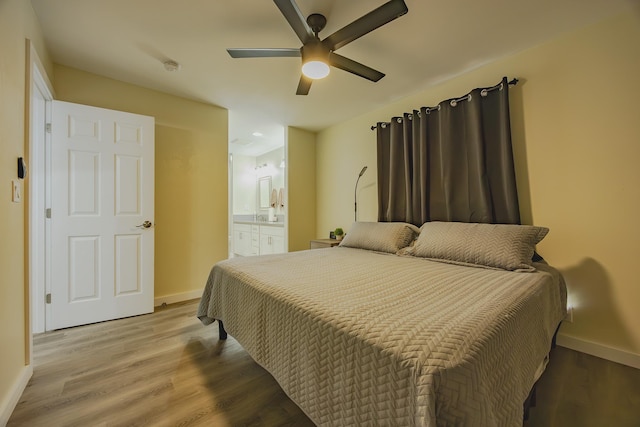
[12,180,21,203]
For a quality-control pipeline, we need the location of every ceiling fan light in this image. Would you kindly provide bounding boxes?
[302,60,330,79]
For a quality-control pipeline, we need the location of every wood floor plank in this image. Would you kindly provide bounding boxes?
[9,299,640,426]
[524,342,640,427]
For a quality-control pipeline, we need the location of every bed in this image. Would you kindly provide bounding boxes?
[197,221,567,426]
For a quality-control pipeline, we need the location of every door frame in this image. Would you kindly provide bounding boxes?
[26,39,55,363]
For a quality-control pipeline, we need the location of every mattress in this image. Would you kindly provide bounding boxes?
[198,247,566,426]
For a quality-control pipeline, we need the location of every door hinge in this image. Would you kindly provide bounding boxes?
[45,123,52,133]
[46,293,51,304]
[45,208,51,219]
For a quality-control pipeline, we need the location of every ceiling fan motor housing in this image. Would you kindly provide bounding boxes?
[301,39,329,63]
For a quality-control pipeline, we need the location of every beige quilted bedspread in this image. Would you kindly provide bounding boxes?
[197,247,566,426]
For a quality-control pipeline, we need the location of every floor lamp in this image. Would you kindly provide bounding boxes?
[354,166,367,222]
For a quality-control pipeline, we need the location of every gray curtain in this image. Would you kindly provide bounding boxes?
[377,77,520,226]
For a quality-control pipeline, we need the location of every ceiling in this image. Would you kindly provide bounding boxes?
[31,0,633,149]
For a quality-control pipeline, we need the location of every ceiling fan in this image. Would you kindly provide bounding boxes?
[227,0,409,95]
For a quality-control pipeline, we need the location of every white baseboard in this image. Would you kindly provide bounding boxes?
[557,332,640,369]
[154,289,202,307]
[0,364,33,426]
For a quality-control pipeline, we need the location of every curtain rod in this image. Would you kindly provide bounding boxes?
[370,78,519,130]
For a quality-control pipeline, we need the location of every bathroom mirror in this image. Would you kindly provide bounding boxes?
[258,176,272,209]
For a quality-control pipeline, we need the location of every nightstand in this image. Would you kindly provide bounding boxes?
[310,239,341,249]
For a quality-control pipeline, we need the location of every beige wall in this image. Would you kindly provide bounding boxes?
[54,66,229,299]
[0,0,52,416]
[0,0,53,417]
[287,127,317,251]
[317,12,640,355]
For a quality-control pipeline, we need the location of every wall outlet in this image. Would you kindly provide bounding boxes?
[565,306,574,323]
[11,180,21,203]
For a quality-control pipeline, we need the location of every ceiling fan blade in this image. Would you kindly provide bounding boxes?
[322,0,408,51]
[227,48,301,58]
[273,0,314,44]
[296,75,312,95]
[328,52,385,82]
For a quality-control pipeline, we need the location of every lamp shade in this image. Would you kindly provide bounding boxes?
[302,60,330,79]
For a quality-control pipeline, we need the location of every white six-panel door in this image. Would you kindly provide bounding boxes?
[50,100,154,329]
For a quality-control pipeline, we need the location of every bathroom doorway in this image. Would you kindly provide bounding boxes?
[228,111,287,258]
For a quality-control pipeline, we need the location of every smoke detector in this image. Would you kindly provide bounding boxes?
[163,60,180,72]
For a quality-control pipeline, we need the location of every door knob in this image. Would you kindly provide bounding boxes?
[136,221,153,229]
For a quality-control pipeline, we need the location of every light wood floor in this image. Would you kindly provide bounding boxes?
[9,300,640,427]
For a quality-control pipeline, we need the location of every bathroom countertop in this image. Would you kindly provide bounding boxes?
[234,220,284,227]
